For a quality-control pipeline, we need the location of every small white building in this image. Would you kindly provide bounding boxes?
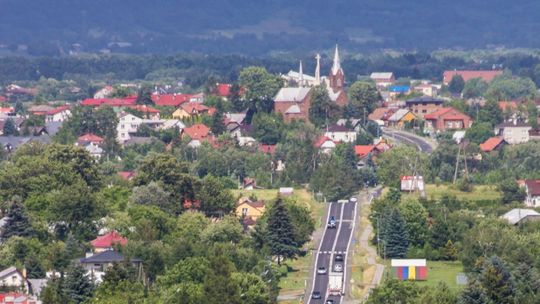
[0,266,28,290]
[45,105,71,122]
[370,72,395,88]
[524,179,540,207]
[400,176,425,192]
[117,112,143,143]
[324,124,357,143]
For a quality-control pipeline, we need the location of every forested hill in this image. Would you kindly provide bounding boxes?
[2,0,540,55]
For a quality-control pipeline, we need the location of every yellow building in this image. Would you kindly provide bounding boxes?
[388,109,417,128]
[236,198,266,222]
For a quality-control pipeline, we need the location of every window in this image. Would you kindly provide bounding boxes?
[242,208,248,215]
[422,110,427,113]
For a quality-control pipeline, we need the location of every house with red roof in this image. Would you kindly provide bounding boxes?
[214,83,232,98]
[236,198,266,224]
[424,107,472,131]
[258,144,276,155]
[172,102,215,119]
[127,105,160,119]
[479,136,506,152]
[28,105,55,116]
[314,136,336,154]
[117,171,136,181]
[81,97,136,107]
[524,180,540,207]
[443,70,503,85]
[151,93,192,107]
[45,105,71,122]
[181,123,212,148]
[76,133,104,146]
[0,107,15,116]
[91,231,128,253]
[354,145,376,159]
[0,292,39,304]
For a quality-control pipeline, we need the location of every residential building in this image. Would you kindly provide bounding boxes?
[354,145,376,159]
[45,105,71,122]
[0,267,28,291]
[524,179,540,207]
[0,292,39,304]
[368,107,395,127]
[91,231,127,253]
[236,198,266,222]
[181,123,211,148]
[27,105,54,116]
[388,86,410,99]
[413,84,438,97]
[324,124,356,143]
[117,112,143,143]
[405,96,444,118]
[117,171,136,181]
[494,121,532,144]
[258,144,277,155]
[172,103,214,119]
[480,136,506,152]
[273,87,312,122]
[314,136,336,154]
[370,72,395,88]
[443,70,503,85]
[81,97,136,107]
[387,109,416,128]
[400,176,425,192]
[79,250,142,274]
[127,105,160,120]
[501,208,540,225]
[93,85,114,98]
[151,93,191,107]
[424,107,472,131]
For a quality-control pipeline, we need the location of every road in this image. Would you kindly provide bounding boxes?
[308,200,357,304]
[382,129,435,153]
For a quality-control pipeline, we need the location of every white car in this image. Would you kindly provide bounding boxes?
[317,266,327,275]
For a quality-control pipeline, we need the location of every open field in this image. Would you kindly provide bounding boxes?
[382,260,465,290]
[388,184,501,202]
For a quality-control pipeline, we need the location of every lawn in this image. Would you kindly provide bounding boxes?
[231,188,327,301]
[399,184,501,202]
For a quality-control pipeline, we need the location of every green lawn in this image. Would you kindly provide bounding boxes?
[400,184,501,202]
[416,261,465,290]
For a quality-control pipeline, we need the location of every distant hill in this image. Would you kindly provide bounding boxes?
[2,0,540,55]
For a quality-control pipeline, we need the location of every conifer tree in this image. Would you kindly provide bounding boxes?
[266,198,300,265]
[382,208,409,258]
[63,263,94,304]
[480,256,516,304]
[458,280,490,304]
[2,118,17,136]
[1,201,33,240]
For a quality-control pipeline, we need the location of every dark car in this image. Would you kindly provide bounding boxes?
[312,291,322,299]
[335,254,344,262]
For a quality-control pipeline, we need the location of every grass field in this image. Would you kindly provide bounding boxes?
[398,184,501,202]
[232,188,326,302]
[382,260,465,290]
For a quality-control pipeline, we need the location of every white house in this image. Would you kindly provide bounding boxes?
[324,124,357,143]
[0,266,28,290]
[45,105,71,122]
[117,112,143,143]
[524,179,540,207]
[370,72,395,88]
[401,176,425,192]
[494,121,532,145]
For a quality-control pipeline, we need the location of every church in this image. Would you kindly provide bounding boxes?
[275,45,348,122]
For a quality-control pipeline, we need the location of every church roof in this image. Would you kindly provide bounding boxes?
[274,87,311,103]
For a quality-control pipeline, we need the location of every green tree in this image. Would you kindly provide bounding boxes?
[449,75,465,94]
[238,66,283,113]
[381,208,409,258]
[463,78,489,99]
[266,198,300,265]
[284,200,315,248]
[458,280,490,304]
[232,272,270,304]
[366,279,422,304]
[527,101,538,129]
[465,122,495,144]
[308,86,340,127]
[310,156,358,201]
[197,175,235,217]
[498,178,526,204]
[63,263,94,304]
[251,112,283,145]
[130,181,175,213]
[136,85,154,105]
[478,100,503,127]
[398,199,428,247]
[1,200,34,240]
[210,105,226,135]
[486,75,537,101]
[2,118,17,135]
[229,83,247,112]
[376,145,428,188]
[480,256,516,304]
[203,252,241,304]
[348,81,380,117]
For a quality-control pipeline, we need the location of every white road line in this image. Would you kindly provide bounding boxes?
[308,202,333,301]
[342,201,358,296]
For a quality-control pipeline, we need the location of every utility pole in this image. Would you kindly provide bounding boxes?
[453,143,462,184]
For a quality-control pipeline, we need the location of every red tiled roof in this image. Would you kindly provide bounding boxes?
[258,144,276,154]
[46,105,70,115]
[424,107,470,121]
[78,133,104,143]
[479,136,505,152]
[215,83,232,97]
[181,102,210,114]
[525,180,540,196]
[91,231,127,248]
[0,107,14,114]
[81,98,136,107]
[151,94,191,107]
[182,123,210,140]
[368,107,393,121]
[354,145,375,158]
[0,96,6,102]
[498,101,518,112]
[128,105,160,114]
[443,70,503,84]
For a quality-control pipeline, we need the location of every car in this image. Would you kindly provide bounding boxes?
[326,300,334,304]
[327,216,336,228]
[312,291,322,299]
[333,263,343,272]
[349,197,358,203]
[317,266,327,275]
[334,254,344,262]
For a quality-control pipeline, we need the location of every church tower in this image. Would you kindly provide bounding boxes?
[328,44,345,92]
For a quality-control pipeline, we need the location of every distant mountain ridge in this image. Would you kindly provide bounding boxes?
[2,0,540,55]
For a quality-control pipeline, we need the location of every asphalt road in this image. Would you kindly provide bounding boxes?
[308,200,357,304]
[383,129,434,153]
